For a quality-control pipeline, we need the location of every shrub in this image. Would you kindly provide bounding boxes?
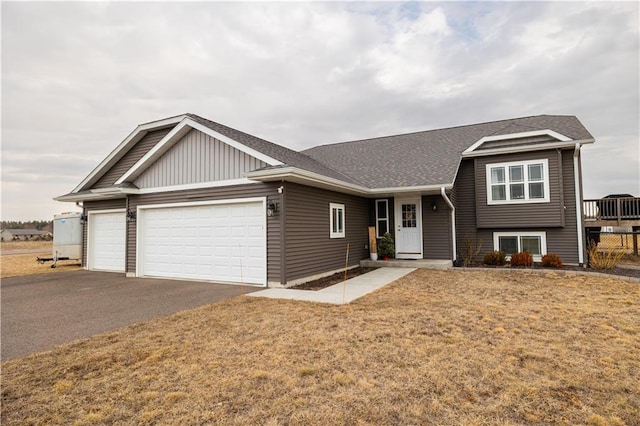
[510,251,533,267]
[377,233,395,259]
[588,243,625,270]
[483,250,506,266]
[462,236,483,266]
[541,253,563,268]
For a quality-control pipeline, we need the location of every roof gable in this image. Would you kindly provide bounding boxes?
[134,128,268,189]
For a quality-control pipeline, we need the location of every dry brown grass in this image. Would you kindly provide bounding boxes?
[1,242,81,278]
[2,270,638,425]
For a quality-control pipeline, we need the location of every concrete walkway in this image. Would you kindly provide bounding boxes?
[247,267,416,305]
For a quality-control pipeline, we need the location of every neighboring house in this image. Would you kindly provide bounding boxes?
[1,229,47,241]
[56,113,594,287]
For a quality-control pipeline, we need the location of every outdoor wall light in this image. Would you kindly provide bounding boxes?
[267,201,279,217]
[80,214,88,224]
[126,210,137,222]
[432,202,438,212]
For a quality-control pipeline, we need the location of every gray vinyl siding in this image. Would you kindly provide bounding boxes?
[422,195,452,259]
[475,150,564,228]
[81,198,127,267]
[454,149,580,264]
[93,128,173,189]
[284,183,369,282]
[134,129,267,188]
[126,183,281,283]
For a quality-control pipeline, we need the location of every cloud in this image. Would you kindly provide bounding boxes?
[1,1,638,219]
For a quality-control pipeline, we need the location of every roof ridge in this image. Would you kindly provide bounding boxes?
[303,114,570,151]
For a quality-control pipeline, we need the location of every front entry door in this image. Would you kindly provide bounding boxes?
[394,197,423,259]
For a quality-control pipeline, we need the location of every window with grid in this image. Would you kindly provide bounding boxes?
[487,159,549,204]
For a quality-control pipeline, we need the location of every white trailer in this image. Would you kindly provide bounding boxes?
[37,212,82,267]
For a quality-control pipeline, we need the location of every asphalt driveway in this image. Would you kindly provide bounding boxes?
[1,271,259,361]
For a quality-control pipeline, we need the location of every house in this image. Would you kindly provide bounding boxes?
[1,229,47,241]
[56,113,594,287]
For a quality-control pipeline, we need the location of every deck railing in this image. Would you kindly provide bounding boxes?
[584,197,640,224]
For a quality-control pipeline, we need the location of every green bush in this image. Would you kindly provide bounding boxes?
[377,233,395,259]
[510,251,533,267]
[483,250,506,266]
[541,253,563,268]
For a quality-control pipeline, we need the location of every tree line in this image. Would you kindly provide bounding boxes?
[1,220,53,231]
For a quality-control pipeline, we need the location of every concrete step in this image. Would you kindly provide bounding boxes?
[360,259,452,269]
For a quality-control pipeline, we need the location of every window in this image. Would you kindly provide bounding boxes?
[493,232,547,261]
[375,200,389,238]
[486,159,549,204]
[330,203,345,238]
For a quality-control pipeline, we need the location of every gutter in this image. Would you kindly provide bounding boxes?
[440,187,457,262]
[246,166,453,196]
[574,142,585,265]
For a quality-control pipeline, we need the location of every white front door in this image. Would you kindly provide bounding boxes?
[394,197,423,259]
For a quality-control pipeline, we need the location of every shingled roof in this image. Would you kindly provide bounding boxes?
[302,115,593,189]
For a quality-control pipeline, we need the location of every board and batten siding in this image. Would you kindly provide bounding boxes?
[284,183,369,282]
[422,195,452,259]
[92,128,173,189]
[134,129,267,188]
[82,199,127,267]
[454,149,581,264]
[126,182,282,283]
[475,149,565,228]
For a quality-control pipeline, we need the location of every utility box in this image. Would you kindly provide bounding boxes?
[53,212,82,260]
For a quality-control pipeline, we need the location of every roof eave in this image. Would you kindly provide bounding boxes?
[246,167,453,197]
[55,187,138,202]
[461,138,595,158]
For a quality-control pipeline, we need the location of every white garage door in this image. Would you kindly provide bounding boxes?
[139,201,266,285]
[90,211,126,272]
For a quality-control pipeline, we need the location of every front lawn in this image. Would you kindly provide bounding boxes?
[2,270,638,425]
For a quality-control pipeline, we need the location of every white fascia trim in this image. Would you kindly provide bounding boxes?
[463,129,572,155]
[370,184,453,194]
[116,117,283,185]
[72,115,187,193]
[462,138,595,158]
[246,167,453,196]
[137,178,258,194]
[54,191,130,202]
[246,167,370,193]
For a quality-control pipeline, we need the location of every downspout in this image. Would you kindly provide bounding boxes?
[574,143,585,265]
[441,187,457,262]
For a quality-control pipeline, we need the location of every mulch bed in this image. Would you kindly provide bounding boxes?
[291,267,378,291]
[466,263,640,280]
[292,263,640,292]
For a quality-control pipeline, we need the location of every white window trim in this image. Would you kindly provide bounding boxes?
[375,199,389,238]
[493,231,547,261]
[486,159,550,205]
[329,203,345,239]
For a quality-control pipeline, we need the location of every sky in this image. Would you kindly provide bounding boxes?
[1,1,639,221]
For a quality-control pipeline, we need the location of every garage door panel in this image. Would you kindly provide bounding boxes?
[90,212,126,272]
[140,201,266,285]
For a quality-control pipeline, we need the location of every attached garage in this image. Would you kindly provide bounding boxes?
[137,198,267,286]
[88,210,126,272]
